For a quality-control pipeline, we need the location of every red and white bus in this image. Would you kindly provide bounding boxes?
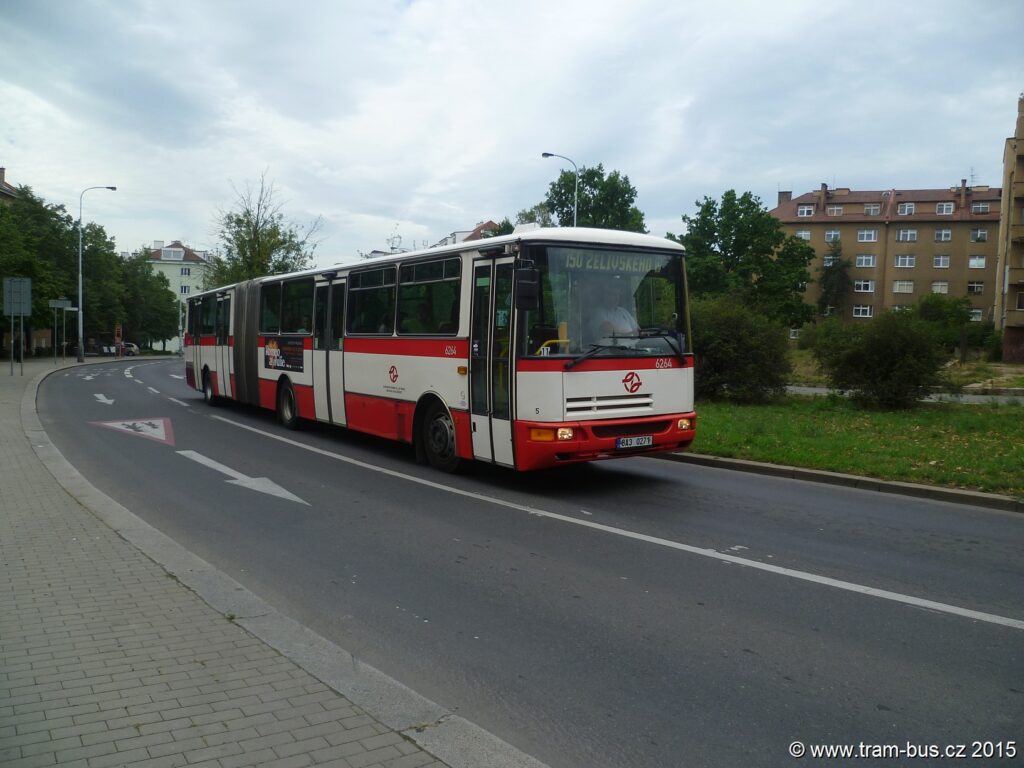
[185,227,695,471]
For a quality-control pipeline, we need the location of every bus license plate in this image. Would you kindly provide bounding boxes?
[616,435,653,449]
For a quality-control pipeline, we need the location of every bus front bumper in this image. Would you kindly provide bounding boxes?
[513,413,696,471]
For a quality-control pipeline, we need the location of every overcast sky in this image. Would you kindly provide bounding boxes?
[2,0,1022,268]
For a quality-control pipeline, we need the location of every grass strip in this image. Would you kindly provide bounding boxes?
[692,396,1023,500]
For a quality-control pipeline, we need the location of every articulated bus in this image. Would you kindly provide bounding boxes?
[184,227,696,471]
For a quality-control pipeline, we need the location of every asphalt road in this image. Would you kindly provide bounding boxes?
[38,359,1024,768]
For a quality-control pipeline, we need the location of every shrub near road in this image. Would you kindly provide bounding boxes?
[692,396,1024,500]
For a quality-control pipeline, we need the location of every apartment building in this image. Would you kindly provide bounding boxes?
[994,95,1024,362]
[143,240,212,350]
[771,182,1001,325]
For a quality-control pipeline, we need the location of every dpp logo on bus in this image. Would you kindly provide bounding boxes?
[621,372,642,393]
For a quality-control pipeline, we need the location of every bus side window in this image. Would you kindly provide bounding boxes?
[347,267,395,334]
[281,278,314,334]
[260,283,282,335]
[200,296,216,335]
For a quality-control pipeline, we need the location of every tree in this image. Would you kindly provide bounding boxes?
[541,164,646,232]
[207,172,321,287]
[811,310,945,409]
[817,241,853,317]
[122,250,179,347]
[669,190,815,327]
[0,185,126,352]
[690,296,791,403]
[488,217,516,236]
[514,204,554,228]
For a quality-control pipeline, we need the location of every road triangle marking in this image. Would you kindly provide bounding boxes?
[91,417,176,446]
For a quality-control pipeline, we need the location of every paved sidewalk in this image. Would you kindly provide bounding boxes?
[1,359,447,768]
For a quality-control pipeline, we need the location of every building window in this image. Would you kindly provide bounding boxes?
[895,254,916,268]
[933,254,950,268]
[936,202,954,215]
[853,305,873,318]
[858,229,878,242]
[795,230,810,241]
[931,281,949,294]
[969,309,983,322]
[825,230,840,242]
[855,254,876,268]
[797,204,815,217]
[789,328,801,340]
[971,202,990,214]
[893,280,914,294]
[1017,292,1024,310]
[180,266,191,276]
[967,281,984,295]
[826,205,843,216]
[970,228,988,242]
[854,280,875,293]
[969,255,986,269]
[896,229,917,242]
[934,228,951,242]
[897,202,915,215]
[864,203,880,216]
[823,255,837,267]
[180,285,190,295]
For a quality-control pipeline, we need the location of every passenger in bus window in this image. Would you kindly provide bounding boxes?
[590,282,638,340]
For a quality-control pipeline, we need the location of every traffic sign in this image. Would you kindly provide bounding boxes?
[49,299,72,309]
[3,277,32,317]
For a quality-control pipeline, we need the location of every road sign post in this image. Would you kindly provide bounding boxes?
[49,299,72,366]
[3,277,32,376]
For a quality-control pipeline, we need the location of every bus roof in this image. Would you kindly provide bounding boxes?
[194,227,684,297]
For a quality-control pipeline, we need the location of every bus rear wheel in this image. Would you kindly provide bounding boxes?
[202,369,217,405]
[277,381,299,430]
[422,401,461,472]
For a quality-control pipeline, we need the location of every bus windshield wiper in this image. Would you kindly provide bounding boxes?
[564,343,633,370]
[638,328,684,358]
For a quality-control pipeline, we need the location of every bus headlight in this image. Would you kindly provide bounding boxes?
[677,418,693,431]
[557,428,574,441]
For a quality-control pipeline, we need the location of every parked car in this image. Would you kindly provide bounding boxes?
[122,342,140,356]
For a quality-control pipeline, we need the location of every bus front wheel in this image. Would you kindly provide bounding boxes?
[277,381,299,430]
[422,401,461,472]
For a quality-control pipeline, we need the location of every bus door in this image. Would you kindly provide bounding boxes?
[313,279,347,425]
[469,258,515,466]
[215,294,232,398]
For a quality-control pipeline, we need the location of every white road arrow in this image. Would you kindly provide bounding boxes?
[176,450,308,505]
[94,394,115,405]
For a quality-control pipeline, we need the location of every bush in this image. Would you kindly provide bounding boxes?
[811,310,944,409]
[986,330,1003,362]
[690,296,791,403]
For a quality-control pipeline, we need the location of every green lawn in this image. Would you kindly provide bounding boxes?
[692,396,1024,500]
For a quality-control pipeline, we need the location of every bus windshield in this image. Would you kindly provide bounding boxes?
[519,244,685,359]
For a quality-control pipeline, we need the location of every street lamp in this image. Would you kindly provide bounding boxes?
[77,185,116,362]
[541,152,578,227]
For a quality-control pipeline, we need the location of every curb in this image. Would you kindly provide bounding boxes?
[658,452,1023,513]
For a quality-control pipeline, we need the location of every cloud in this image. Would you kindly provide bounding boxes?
[1,0,1021,264]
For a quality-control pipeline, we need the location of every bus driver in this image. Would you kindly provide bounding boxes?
[590,281,639,340]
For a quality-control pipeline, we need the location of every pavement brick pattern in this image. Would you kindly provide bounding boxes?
[1,360,446,768]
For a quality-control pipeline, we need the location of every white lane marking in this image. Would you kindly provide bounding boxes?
[147,387,160,394]
[170,374,184,380]
[94,394,115,405]
[176,449,308,505]
[168,398,190,407]
[134,379,144,384]
[211,413,1024,632]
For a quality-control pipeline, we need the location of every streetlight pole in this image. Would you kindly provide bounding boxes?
[541,152,578,227]
[77,185,116,362]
